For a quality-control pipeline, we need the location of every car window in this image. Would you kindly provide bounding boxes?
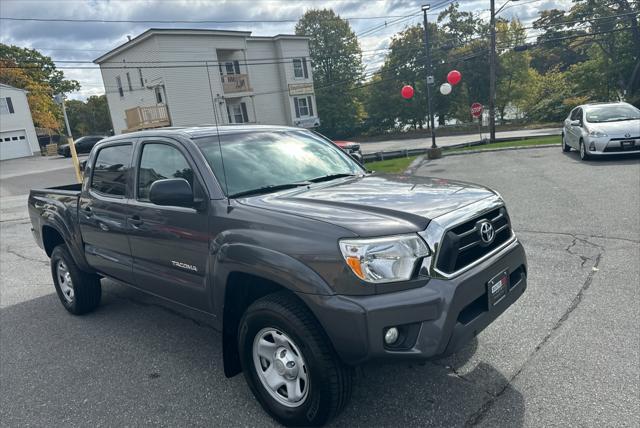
[91,144,132,197]
[137,143,194,201]
[585,104,640,123]
[195,130,364,197]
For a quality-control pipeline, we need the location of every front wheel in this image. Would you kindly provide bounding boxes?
[579,139,590,161]
[238,291,353,426]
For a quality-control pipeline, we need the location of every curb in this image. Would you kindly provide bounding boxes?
[443,143,559,157]
[403,155,425,175]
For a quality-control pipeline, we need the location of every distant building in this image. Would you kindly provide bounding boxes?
[0,83,40,160]
[94,29,320,135]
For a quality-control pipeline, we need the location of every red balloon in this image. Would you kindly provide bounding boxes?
[447,70,462,86]
[401,85,414,99]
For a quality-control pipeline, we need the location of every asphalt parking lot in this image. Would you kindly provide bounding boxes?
[1,147,638,427]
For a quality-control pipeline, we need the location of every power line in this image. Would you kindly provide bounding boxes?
[0,14,424,24]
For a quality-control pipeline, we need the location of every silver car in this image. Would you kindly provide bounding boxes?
[562,102,640,160]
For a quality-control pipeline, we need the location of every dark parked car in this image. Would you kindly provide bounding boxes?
[58,135,106,157]
[29,125,527,426]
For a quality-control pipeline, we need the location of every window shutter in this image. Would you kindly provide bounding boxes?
[302,58,308,78]
[226,105,232,123]
[233,60,240,75]
[241,102,249,123]
[6,97,14,114]
[307,96,313,116]
[294,98,300,118]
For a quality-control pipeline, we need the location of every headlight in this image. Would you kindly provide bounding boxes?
[588,129,607,137]
[339,234,430,283]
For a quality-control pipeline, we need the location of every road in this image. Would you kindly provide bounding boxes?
[1,147,638,427]
[358,127,561,154]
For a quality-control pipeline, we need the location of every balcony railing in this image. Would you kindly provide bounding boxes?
[222,74,252,94]
[124,105,171,133]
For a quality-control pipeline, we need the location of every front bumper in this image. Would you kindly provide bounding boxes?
[585,136,640,155]
[299,238,527,365]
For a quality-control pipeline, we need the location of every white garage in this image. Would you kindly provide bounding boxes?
[0,84,40,161]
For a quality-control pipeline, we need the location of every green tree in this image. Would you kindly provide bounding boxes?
[65,95,112,137]
[496,19,531,121]
[0,44,80,95]
[295,9,364,138]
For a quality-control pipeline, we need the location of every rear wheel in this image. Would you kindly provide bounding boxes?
[562,133,571,152]
[579,139,590,161]
[238,291,353,426]
[51,244,101,314]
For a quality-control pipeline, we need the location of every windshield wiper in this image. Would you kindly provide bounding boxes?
[308,173,357,183]
[229,182,310,198]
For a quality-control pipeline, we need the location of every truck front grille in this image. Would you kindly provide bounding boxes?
[436,207,512,275]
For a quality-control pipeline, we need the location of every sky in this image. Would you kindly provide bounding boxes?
[0,0,572,100]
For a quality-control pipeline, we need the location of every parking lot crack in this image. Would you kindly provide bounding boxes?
[6,247,49,265]
[465,244,604,426]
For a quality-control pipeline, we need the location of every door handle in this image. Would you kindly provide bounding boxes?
[128,215,144,227]
[83,206,93,218]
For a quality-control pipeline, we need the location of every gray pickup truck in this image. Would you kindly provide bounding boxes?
[29,125,527,426]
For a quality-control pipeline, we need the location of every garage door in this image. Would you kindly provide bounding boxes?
[0,130,32,160]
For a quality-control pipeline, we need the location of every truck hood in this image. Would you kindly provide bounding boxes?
[237,174,498,236]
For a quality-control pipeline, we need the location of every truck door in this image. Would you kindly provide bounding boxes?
[126,139,211,312]
[79,142,135,284]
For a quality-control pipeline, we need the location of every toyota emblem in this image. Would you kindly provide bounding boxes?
[479,221,495,244]
[625,133,631,138]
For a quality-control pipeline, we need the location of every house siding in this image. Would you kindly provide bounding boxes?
[96,30,319,135]
[0,85,40,159]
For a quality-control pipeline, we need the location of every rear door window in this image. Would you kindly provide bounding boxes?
[91,144,132,197]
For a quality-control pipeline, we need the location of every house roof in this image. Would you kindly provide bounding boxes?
[93,28,308,64]
[0,83,28,93]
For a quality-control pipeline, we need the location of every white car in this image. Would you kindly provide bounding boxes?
[562,102,640,160]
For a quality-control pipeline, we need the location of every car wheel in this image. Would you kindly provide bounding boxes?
[238,291,353,427]
[562,134,571,152]
[579,139,590,161]
[51,244,101,315]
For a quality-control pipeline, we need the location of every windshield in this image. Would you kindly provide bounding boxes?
[585,105,640,123]
[195,130,365,197]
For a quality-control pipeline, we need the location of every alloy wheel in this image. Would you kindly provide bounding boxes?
[56,260,74,303]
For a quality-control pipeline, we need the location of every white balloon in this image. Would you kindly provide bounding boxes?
[440,83,452,95]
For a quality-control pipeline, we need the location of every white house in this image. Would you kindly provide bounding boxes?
[94,29,320,135]
[0,84,40,160]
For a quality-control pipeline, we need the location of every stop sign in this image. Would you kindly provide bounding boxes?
[471,103,483,118]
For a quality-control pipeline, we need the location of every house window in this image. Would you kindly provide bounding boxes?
[155,87,163,104]
[293,96,314,118]
[228,102,249,123]
[138,68,144,87]
[126,72,133,91]
[293,58,308,79]
[116,76,124,97]
[0,97,14,114]
[224,60,241,75]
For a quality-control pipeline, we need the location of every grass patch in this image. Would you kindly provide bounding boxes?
[365,155,419,173]
[449,135,560,152]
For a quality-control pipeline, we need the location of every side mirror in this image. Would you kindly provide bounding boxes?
[149,178,194,208]
[570,120,581,127]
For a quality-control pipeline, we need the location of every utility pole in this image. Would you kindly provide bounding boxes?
[55,94,82,183]
[489,0,497,144]
[422,4,441,159]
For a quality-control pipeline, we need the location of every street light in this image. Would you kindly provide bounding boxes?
[422,4,441,159]
[489,0,519,143]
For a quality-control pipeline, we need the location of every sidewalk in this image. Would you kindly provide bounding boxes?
[0,153,87,180]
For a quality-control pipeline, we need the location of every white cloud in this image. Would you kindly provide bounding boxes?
[1,0,571,99]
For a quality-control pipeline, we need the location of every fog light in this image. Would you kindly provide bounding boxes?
[384,327,399,344]
[589,142,596,151]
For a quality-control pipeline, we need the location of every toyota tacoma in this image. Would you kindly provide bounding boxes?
[29,125,527,426]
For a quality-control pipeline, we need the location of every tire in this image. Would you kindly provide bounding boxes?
[51,244,101,315]
[579,139,590,161]
[238,291,353,426]
[562,133,571,152]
